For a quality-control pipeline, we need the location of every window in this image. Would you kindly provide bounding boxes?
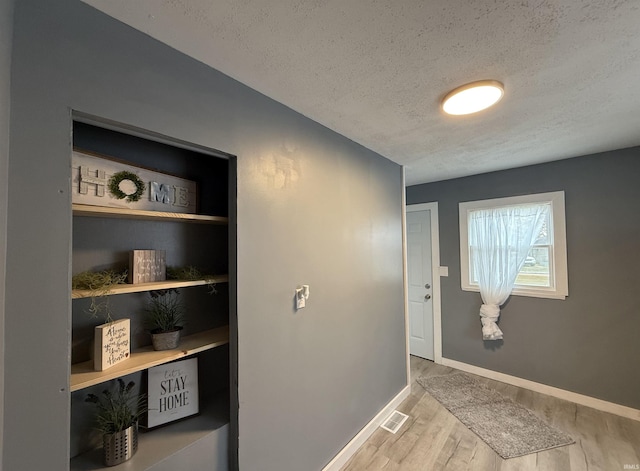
[459,191,568,299]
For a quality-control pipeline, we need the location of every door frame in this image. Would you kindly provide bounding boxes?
[404,201,442,367]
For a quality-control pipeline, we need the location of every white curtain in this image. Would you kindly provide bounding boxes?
[469,204,549,340]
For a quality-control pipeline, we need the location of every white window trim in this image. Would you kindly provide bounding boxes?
[459,191,568,300]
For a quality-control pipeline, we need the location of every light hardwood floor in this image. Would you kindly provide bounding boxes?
[340,356,640,470]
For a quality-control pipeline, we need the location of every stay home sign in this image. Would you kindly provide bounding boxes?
[147,357,199,428]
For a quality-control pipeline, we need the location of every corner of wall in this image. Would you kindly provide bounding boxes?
[0,0,15,465]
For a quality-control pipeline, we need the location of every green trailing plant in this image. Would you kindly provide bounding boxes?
[72,270,128,291]
[85,379,146,435]
[145,289,185,333]
[166,265,203,281]
[72,269,128,323]
[166,265,218,295]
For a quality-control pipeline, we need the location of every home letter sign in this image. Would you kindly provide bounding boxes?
[147,357,199,428]
[72,150,197,213]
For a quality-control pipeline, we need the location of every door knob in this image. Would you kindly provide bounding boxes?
[424,294,431,300]
[425,283,431,289]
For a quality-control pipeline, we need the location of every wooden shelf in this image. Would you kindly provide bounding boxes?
[72,203,228,224]
[72,276,229,299]
[70,326,229,392]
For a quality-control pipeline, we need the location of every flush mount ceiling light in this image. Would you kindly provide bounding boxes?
[441,80,504,116]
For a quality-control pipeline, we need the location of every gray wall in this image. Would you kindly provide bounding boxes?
[407,149,640,409]
[5,2,406,471]
[0,0,14,464]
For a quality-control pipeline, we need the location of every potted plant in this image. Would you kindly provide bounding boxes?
[85,379,146,466]
[145,289,185,350]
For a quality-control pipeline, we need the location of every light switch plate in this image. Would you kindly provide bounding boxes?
[439,266,449,277]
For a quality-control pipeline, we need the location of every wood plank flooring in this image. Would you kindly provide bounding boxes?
[340,356,640,470]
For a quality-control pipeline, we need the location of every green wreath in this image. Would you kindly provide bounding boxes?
[108,171,146,203]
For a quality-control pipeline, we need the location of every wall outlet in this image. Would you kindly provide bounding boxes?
[296,288,306,309]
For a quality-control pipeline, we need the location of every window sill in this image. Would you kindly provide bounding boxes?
[461,284,567,300]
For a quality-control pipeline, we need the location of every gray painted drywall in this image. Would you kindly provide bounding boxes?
[148,424,229,471]
[0,0,14,464]
[5,2,406,471]
[407,149,640,409]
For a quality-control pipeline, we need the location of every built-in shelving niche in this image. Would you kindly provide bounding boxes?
[70,121,233,470]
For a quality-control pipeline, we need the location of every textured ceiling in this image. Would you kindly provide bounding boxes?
[81,0,640,185]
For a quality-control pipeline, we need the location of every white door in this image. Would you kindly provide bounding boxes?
[407,210,434,360]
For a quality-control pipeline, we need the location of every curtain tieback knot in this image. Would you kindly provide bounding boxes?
[479,304,500,321]
[479,304,504,340]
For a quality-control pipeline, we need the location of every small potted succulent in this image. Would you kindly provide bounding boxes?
[85,379,146,466]
[145,289,185,350]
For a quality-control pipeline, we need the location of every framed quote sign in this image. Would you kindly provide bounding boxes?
[147,357,199,428]
[94,319,130,371]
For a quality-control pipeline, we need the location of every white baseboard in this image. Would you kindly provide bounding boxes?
[441,357,640,422]
[322,384,411,471]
